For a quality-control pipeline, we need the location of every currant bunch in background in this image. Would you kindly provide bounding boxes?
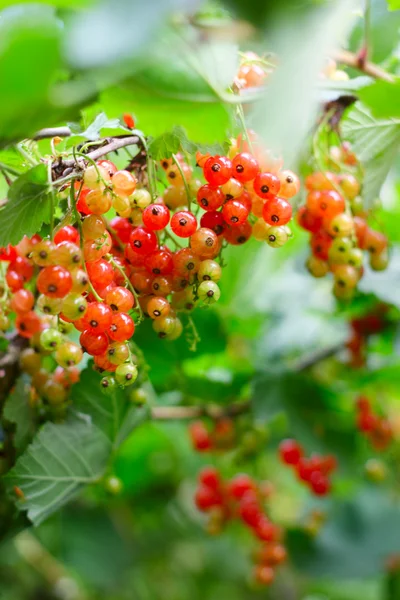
[298,142,389,300]
[279,439,337,496]
[194,466,286,586]
[356,396,393,451]
[189,418,236,452]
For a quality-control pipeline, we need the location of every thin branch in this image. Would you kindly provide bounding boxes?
[34,126,72,140]
[332,49,395,82]
[292,342,344,372]
[151,401,250,421]
[62,135,141,170]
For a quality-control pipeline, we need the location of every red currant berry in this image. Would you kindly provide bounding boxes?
[222,199,249,226]
[309,471,331,496]
[263,197,292,226]
[228,474,255,500]
[253,172,281,199]
[144,249,174,275]
[279,439,303,465]
[195,486,223,511]
[86,259,114,288]
[224,221,252,245]
[189,421,212,451]
[80,329,109,356]
[16,311,42,338]
[129,227,158,255]
[142,204,170,231]
[110,217,134,244]
[105,287,134,312]
[198,466,221,490]
[197,184,225,211]
[54,225,79,245]
[200,211,226,236]
[203,156,233,186]
[170,211,197,237]
[83,302,113,333]
[108,312,135,342]
[37,265,73,298]
[232,152,259,182]
[10,289,35,314]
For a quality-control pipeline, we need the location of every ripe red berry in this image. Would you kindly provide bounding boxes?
[309,471,331,496]
[200,211,226,236]
[105,287,134,312]
[16,311,42,338]
[254,517,280,542]
[307,189,345,220]
[10,289,35,314]
[199,466,221,490]
[238,492,261,527]
[253,172,281,199]
[223,221,252,245]
[108,312,135,342]
[129,227,158,255]
[195,485,223,511]
[144,249,174,275]
[197,184,225,211]
[203,156,233,186]
[189,420,212,451]
[222,199,249,226]
[263,197,292,226]
[54,225,79,245]
[170,211,197,237]
[228,474,255,500]
[83,302,113,333]
[37,265,73,298]
[86,259,115,288]
[80,329,109,356]
[142,204,170,231]
[232,152,259,182]
[279,439,303,465]
[123,113,135,129]
[296,206,323,233]
[110,217,134,244]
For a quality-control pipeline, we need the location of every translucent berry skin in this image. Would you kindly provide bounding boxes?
[200,211,226,236]
[172,248,200,277]
[6,270,23,291]
[254,565,275,586]
[112,169,137,196]
[203,156,233,186]
[105,287,134,312]
[10,289,34,314]
[108,312,135,342]
[238,492,262,527]
[224,221,252,245]
[262,197,292,226]
[170,211,197,237]
[189,420,212,451]
[83,302,113,333]
[279,439,303,465]
[310,231,332,261]
[144,249,173,275]
[253,172,281,199]
[232,152,260,183]
[142,204,170,231]
[197,184,225,212]
[190,228,219,258]
[54,225,79,245]
[110,217,134,244]
[115,362,138,386]
[86,259,114,288]
[11,256,34,281]
[309,471,331,496]
[307,189,345,219]
[147,296,170,319]
[80,329,109,356]
[37,265,73,298]
[129,227,158,255]
[85,189,112,215]
[222,199,249,226]
[195,486,222,511]
[16,311,42,338]
[296,206,322,234]
[278,170,300,199]
[198,466,221,490]
[228,474,255,499]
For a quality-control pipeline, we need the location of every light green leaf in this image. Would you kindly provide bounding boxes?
[0,164,52,246]
[387,0,400,10]
[6,419,111,526]
[81,112,122,141]
[342,102,400,206]
[358,80,400,119]
[148,125,226,160]
[3,377,35,452]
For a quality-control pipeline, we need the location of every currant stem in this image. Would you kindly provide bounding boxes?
[150,401,250,420]
[331,49,394,82]
[47,160,56,241]
[106,255,144,323]
[70,183,103,303]
[172,153,192,211]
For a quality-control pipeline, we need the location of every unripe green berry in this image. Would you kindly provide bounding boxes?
[40,328,64,351]
[115,362,138,386]
[197,280,221,305]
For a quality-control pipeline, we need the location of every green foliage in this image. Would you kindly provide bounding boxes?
[148,125,226,160]
[3,377,35,452]
[342,102,400,206]
[0,164,52,246]
[387,0,400,11]
[358,81,400,118]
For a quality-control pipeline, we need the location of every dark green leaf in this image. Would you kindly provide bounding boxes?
[0,164,52,246]
[3,377,35,452]
[5,418,111,526]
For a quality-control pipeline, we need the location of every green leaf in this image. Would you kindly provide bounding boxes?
[5,418,111,526]
[0,164,52,246]
[3,377,35,452]
[0,5,62,145]
[148,125,226,160]
[358,80,400,119]
[287,489,400,578]
[387,0,400,10]
[71,367,149,447]
[342,102,400,206]
[76,112,123,142]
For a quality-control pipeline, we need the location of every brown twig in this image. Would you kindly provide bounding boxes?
[151,401,250,421]
[292,342,344,372]
[33,126,72,140]
[332,49,395,82]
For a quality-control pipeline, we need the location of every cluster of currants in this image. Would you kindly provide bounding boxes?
[188,418,235,452]
[233,51,272,92]
[194,467,286,586]
[356,396,393,451]
[298,143,388,299]
[279,439,337,496]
